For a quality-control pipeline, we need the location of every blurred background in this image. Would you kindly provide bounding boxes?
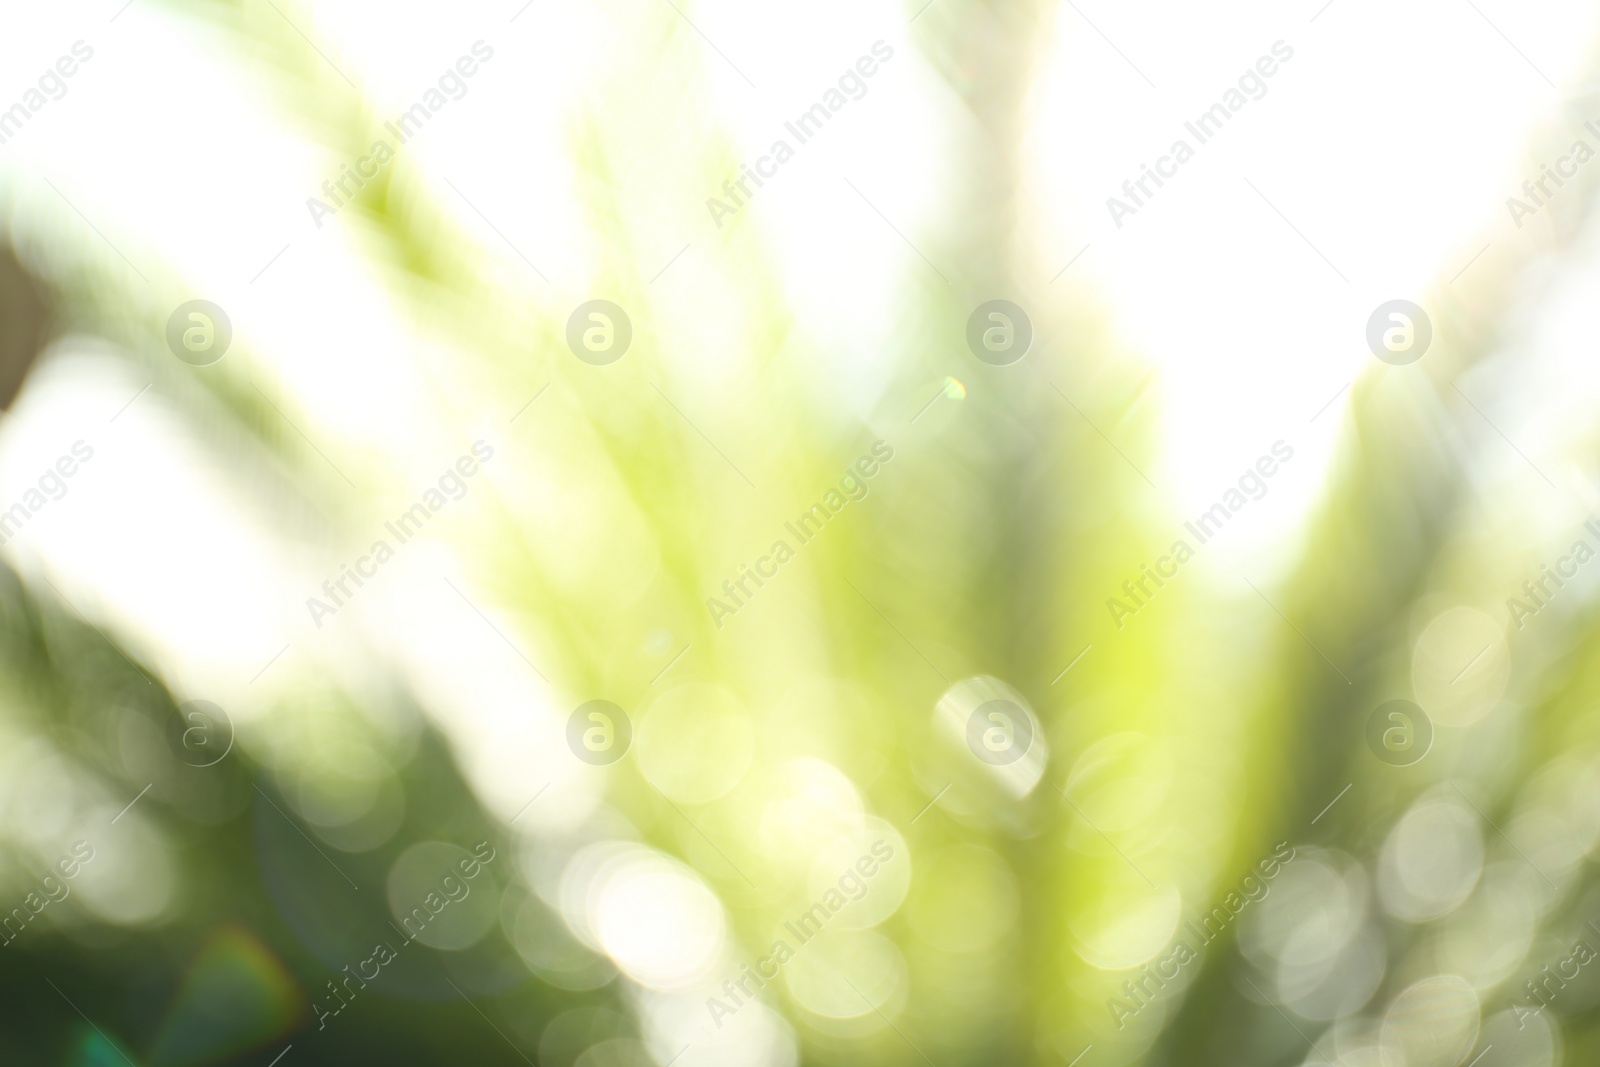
[3,0,1600,1064]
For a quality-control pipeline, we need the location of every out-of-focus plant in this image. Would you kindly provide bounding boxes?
[2,2,1600,1066]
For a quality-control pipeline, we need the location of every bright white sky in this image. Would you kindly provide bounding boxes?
[0,0,1594,763]
[0,0,1594,761]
